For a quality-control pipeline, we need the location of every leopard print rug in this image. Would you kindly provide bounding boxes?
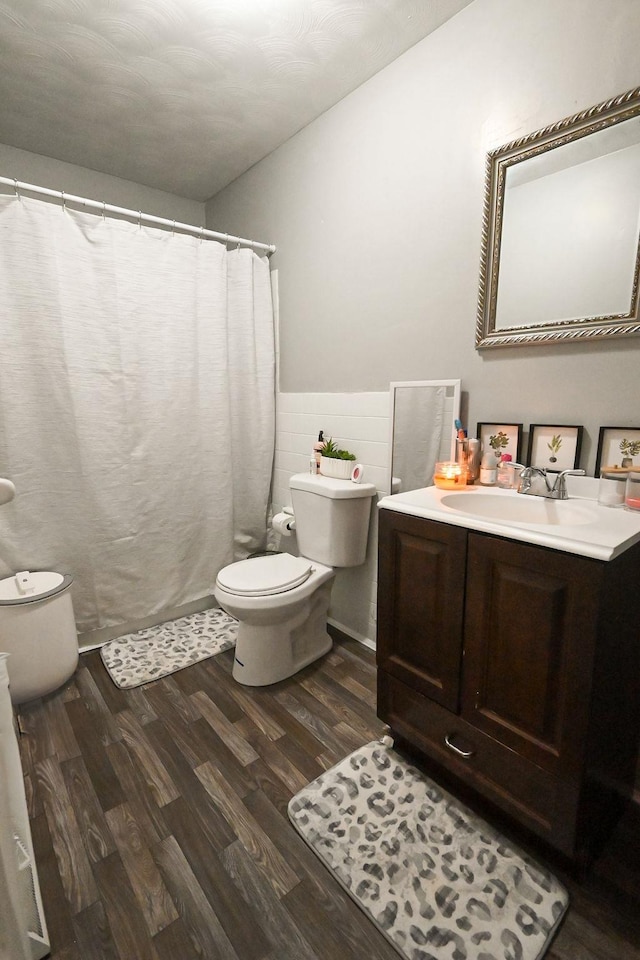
[288,739,568,960]
[100,607,237,689]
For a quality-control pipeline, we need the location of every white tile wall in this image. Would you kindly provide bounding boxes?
[271,391,391,648]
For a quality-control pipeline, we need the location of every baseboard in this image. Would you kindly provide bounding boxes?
[327,617,375,652]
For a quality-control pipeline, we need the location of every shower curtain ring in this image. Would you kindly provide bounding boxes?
[61,191,66,213]
[13,179,20,200]
[102,201,106,221]
[138,210,143,229]
[200,226,205,242]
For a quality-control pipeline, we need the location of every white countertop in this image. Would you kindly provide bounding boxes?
[377,479,640,561]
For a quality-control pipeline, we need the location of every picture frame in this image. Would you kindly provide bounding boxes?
[595,426,640,475]
[527,424,583,473]
[476,422,523,463]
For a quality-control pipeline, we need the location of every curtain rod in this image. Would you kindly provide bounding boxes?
[0,176,276,256]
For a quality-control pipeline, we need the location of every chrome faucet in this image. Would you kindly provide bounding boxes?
[518,467,585,500]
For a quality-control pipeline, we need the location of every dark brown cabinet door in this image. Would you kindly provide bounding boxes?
[461,532,603,775]
[377,509,467,712]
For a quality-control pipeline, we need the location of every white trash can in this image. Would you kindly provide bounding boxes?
[0,571,78,704]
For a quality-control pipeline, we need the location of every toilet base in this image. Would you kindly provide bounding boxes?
[231,580,333,686]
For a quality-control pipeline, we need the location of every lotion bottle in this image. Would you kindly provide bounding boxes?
[496,454,513,488]
[312,431,324,474]
[479,452,497,486]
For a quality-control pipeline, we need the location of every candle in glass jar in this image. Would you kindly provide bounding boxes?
[433,461,468,489]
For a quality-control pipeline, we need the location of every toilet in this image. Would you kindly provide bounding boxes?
[214,472,376,686]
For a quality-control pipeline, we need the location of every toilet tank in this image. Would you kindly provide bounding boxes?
[289,473,377,567]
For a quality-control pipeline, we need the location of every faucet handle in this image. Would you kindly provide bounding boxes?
[553,468,585,499]
[518,465,550,494]
[508,463,527,488]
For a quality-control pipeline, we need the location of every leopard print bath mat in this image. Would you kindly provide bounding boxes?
[100,607,237,689]
[288,739,568,960]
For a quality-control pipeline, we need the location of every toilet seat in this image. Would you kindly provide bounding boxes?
[216,553,313,597]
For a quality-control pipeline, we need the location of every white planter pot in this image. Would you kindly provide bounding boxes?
[320,456,354,479]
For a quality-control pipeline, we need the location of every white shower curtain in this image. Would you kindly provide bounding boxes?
[0,195,275,634]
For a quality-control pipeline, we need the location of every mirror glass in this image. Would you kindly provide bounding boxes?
[389,380,461,493]
[476,87,640,348]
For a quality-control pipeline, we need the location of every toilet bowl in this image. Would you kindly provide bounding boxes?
[214,472,377,686]
[215,552,335,686]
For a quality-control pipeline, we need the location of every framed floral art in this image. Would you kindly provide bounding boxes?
[527,424,583,472]
[476,422,523,463]
[595,426,640,475]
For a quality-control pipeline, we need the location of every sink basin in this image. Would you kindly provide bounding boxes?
[378,478,640,561]
[440,492,597,526]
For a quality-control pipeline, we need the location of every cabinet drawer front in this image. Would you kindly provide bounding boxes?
[378,671,577,856]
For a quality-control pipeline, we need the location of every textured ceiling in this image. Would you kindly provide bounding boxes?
[0,0,472,200]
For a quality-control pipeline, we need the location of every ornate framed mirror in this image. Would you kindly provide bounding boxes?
[476,87,640,349]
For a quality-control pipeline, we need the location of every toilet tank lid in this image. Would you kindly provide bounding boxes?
[290,473,376,499]
[0,571,73,605]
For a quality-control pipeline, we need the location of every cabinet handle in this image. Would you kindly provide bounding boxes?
[444,733,475,758]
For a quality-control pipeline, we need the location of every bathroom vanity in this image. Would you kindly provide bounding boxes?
[376,484,640,866]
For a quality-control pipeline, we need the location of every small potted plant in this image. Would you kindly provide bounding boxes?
[489,431,509,460]
[620,437,640,467]
[319,438,357,479]
[547,434,563,464]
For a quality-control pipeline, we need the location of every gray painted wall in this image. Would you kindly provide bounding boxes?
[206,0,640,476]
[0,143,205,224]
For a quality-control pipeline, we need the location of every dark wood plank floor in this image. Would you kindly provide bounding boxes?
[16,634,640,960]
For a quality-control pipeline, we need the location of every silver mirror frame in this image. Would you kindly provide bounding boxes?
[476,86,640,349]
